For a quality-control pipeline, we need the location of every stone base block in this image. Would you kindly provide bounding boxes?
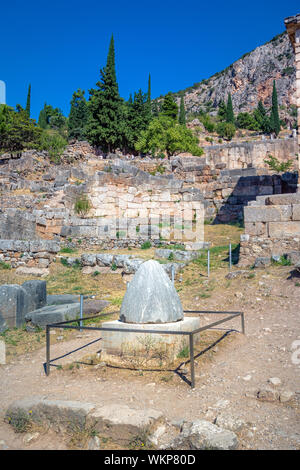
[101,317,201,359]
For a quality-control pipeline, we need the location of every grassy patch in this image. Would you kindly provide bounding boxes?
[0,261,11,270]
[59,247,76,254]
[141,241,151,250]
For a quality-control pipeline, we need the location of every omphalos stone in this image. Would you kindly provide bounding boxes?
[119,260,183,324]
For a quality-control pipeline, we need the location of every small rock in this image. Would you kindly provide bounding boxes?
[279,390,295,403]
[214,414,246,432]
[242,375,252,381]
[23,432,40,444]
[257,387,279,402]
[235,292,243,299]
[0,439,9,450]
[167,420,238,450]
[88,436,101,450]
[267,377,282,387]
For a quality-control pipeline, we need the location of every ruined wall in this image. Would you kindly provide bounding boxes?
[203,137,298,170]
[0,239,60,269]
[239,193,300,266]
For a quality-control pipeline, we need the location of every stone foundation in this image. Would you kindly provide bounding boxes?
[0,239,60,269]
[239,193,300,266]
[100,317,201,360]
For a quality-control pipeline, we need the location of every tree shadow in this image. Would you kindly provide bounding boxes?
[213,170,297,224]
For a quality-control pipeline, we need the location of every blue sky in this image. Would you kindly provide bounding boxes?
[0,0,298,120]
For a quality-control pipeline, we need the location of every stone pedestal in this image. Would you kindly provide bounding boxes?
[100,317,201,359]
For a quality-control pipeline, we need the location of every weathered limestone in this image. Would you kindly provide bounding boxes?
[0,281,47,331]
[0,239,60,269]
[0,339,5,364]
[239,193,300,266]
[25,303,81,328]
[101,260,201,358]
[285,14,300,189]
[119,260,183,324]
[101,316,200,358]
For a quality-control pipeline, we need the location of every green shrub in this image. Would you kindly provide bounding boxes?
[216,122,236,140]
[38,130,67,163]
[60,247,75,254]
[141,241,151,250]
[74,195,91,217]
[264,155,293,173]
[111,262,117,271]
[0,261,11,270]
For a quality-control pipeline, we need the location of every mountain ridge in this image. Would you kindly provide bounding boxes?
[158,31,296,126]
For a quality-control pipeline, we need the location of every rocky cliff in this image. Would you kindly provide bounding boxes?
[169,32,296,125]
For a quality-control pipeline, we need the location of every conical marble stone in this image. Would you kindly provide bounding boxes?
[119,259,183,324]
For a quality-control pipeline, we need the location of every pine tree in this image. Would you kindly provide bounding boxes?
[25,84,31,117]
[152,100,159,117]
[179,94,186,126]
[68,89,89,140]
[124,89,150,152]
[161,92,178,120]
[86,35,124,152]
[226,93,234,124]
[146,73,152,121]
[269,81,280,136]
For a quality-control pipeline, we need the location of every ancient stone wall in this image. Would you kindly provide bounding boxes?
[239,193,300,266]
[0,239,60,269]
[203,137,298,170]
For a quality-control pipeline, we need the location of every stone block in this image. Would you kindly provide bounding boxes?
[244,205,292,223]
[268,221,300,238]
[0,284,31,328]
[15,267,49,277]
[286,251,300,265]
[292,204,300,221]
[96,253,114,266]
[25,303,81,328]
[22,280,47,312]
[244,222,267,237]
[101,317,201,359]
[81,254,96,266]
[266,194,300,205]
[29,240,60,253]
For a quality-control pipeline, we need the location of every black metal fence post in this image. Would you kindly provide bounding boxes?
[46,325,50,376]
[241,312,245,334]
[189,333,195,388]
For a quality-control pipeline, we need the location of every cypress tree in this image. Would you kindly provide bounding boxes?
[218,100,227,121]
[86,35,124,152]
[179,94,186,126]
[68,89,89,140]
[161,92,178,120]
[254,100,267,132]
[269,81,280,136]
[38,103,48,129]
[25,84,31,117]
[226,93,234,124]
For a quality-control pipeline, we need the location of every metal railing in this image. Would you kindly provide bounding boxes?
[44,307,245,388]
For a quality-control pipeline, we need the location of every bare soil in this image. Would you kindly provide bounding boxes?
[0,261,300,450]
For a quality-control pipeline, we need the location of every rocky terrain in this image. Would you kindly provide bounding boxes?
[0,262,299,450]
[169,32,296,125]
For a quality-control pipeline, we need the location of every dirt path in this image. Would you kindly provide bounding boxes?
[0,266,300,450]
